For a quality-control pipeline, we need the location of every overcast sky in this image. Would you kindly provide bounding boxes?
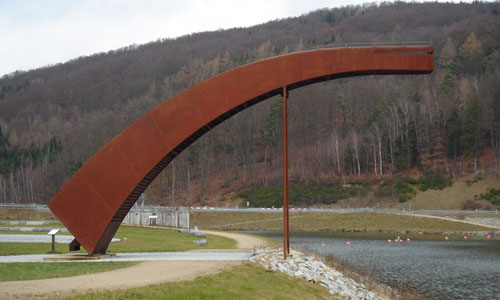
[0,0,479,77]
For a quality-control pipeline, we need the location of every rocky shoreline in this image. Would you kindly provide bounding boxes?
[250,248,382,300]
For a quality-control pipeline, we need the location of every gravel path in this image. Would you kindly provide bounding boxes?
[200,230,268,249]
[0,251,253,263]
[0,230,268,299]
[0,234,119,244]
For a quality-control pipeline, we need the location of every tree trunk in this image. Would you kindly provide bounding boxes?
[243,154,246,184]
[171,162,176,207]
[186,164,190,196]
[335,134,341,176]
[352,131,361,177]
[372,135,378,176]
[474,154,478,175]
[378,134,383,177]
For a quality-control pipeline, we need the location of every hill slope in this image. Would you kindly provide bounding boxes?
[0,2,499,207]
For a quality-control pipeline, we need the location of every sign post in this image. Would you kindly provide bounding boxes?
[48,229,60,253]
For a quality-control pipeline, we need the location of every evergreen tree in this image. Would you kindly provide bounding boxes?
[446,108,462,160]
[457,32,485,75]
[261,98,283,147]
[461,97,483,172]
[344,143,355,175]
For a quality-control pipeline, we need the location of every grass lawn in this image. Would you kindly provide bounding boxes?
[107,225,236,253]
[61,263,336,300]
[0,242,85,256]
[0,225,236,256]
[191,211,494,233]
[0,261,138,281]
[0,208,56,220]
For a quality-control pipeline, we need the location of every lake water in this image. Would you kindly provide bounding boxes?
[251,231,500,300]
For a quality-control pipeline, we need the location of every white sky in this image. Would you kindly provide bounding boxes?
[0,0,478,77]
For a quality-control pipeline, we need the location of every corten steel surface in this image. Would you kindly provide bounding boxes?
[48,46,434,255]
[282,86,289,259]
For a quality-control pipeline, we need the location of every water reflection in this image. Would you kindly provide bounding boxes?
[250,231,500,300]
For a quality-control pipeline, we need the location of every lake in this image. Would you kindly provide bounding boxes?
[251,231,500,300]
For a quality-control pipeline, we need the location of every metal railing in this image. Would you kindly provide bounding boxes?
[301,41,432,52]
[1,203,496,215]
[0,203,49,210]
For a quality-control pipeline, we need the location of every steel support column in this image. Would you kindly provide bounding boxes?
[282,86,290,259]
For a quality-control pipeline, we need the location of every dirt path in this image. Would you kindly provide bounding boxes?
[200,230,269,249]
[0,231,268,299]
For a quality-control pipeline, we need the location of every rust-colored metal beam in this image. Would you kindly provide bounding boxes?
[282,85,289,260]
[48,46,434,256]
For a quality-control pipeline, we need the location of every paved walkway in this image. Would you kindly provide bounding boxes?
[0,234,119,243]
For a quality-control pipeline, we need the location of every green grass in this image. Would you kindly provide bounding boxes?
[107,225,236,253]
[0,261,138,281]
[0,225,236,256]
[191,211,494,234]
[60,263,336,300]
[0,242,84,256]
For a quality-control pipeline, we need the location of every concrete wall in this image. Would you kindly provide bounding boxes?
[122,208,189,229]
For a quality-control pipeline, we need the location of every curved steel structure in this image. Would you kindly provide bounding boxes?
[48,46,434,255]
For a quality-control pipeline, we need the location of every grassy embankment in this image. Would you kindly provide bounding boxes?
[59,263,334,300]
[191,211,496,239]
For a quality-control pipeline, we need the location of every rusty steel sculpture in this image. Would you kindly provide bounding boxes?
[48,45,434,256]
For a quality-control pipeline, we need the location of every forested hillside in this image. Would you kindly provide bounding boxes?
[0,2,499,207]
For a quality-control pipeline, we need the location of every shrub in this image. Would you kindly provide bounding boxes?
[476,188,500,206]
[237,186,282,208]
[462,199,481,210]
[375,184,393,198]
[417,170,452,191]
[465,175,483,187]
[375,178,416,202]
[237,183,366,207]
[395,181,416,203]
[401,175,418,185]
